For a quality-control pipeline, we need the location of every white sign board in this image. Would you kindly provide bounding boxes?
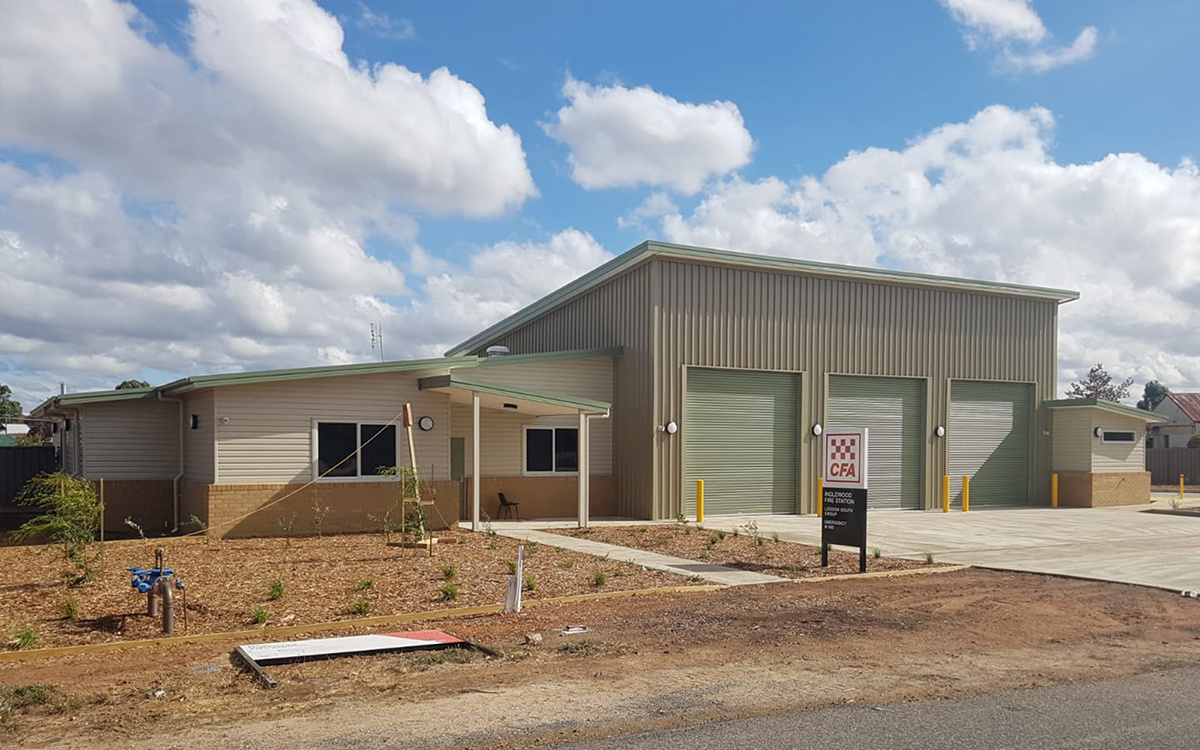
[824,428,868,490]
[240,629,464,665]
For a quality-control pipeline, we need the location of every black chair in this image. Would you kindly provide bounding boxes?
[498,492,520,520]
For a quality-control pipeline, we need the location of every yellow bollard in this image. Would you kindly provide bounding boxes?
[696,480,704,523]
[1181,475,1186,502]
[942,475,950,513]
[962,476,970,512]
[1051,473,1058,508]
[817,476,824,517]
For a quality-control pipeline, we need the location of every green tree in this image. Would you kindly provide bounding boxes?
[115,379,150,390]
[1065,363,1133,403]
[14,473,102,585]
[1136,381,1170,411]
[0,383,21,428]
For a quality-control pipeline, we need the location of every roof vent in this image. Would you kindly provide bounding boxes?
[485,345,510,357]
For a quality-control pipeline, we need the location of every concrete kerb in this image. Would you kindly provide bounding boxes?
[496,527,789,586]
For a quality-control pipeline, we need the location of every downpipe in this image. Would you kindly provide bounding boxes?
[158,392,184,533]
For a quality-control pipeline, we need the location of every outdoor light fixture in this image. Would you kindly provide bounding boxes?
[663,421,678,435]
[417,416,435,431]
[220,416,230,425]
[1093,427,1103,438]
[503,403,518,410]
[812,424,823,436]
[935,426,945,437]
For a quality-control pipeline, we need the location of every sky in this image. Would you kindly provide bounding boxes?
[2,0,1199,409]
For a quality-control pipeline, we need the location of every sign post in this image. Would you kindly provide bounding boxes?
[821,428,868,573]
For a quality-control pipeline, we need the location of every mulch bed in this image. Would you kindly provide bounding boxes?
[0,530,702,649]
[546,522,937,578]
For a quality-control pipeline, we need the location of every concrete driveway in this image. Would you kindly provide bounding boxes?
[700,498,1200,593]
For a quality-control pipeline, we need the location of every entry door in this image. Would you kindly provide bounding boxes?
[949,381,1032,507]
[827,376,925,509]
[684,368,798,515]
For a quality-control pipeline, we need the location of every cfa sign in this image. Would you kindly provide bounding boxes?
[823,428,868,490]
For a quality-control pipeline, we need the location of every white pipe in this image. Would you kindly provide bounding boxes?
[158,392,184,533]
[471,391,481,532]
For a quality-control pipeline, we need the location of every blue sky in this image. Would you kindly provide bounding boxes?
[2,0,1199,407]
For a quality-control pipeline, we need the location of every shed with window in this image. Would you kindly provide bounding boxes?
[1046,399,1166,507]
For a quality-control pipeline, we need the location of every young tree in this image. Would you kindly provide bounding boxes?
[0,383,21,427]
[115,379,150,390]
[1136,380,1170,411]
[1065,363,1133,403]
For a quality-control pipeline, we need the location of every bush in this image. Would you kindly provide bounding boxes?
[441,564,458,581]
[351,598,372,616]
[249,606,269,625]
[357,578,374,591]
[13,473,101,586]
[440,581,459,601]
[592,570,607,587]
[268,580,284,601]
[523,574,537,592]
[58,599,79,621]
[10,626,38,650]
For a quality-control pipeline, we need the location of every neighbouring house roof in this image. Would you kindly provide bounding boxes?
[1043,398,1167,423]
[30,347,622,417]
[446,240,1082,357]
[1162,393,1200,423]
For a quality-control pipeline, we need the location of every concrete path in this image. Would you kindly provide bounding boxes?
[493,526,786,586]
[697,500,1200,593]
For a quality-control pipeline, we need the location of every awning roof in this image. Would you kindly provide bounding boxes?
[1043,398,1167,423]
[418,375,610,416]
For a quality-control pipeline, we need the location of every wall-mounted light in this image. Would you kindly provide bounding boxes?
[418,416,435,431]
[1093,426,1103,438]
[503,403,518,410]
[812,424,823,436]
[935,425,945,437]
[662,421,678,435]
[220,416,230,425]
[190,414,200,430]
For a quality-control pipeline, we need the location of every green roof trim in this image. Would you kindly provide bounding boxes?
[473,346,624,367]
[160,356,477,394]
[33,387,158,414]
[418,375,611,414]
[447,240,1081,357]
[1043,398,1167,423]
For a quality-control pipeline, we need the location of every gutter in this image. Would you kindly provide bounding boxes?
[158,391,184,533]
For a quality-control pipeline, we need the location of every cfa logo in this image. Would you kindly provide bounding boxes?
[829,462,857,478]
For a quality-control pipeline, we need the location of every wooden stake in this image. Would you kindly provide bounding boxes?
[99,478,105,544]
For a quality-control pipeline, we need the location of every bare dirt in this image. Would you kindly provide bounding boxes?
[0,531,698,648]
[546,522,932,577]
[3,569,1199,749]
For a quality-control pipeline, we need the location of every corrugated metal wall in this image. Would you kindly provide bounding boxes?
[471,256,1058,519]
[472,262,656,517]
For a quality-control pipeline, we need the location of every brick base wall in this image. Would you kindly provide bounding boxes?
[1056,471,1151,507]
[471,475,616,521]
[191,480,460,539]
[95,479,174,535]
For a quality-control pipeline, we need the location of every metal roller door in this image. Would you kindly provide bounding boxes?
[827,376,925,509]
[684,368,798,515]
[949,381,1032,507]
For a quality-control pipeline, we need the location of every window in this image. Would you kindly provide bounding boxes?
[316,422,397,478]
[1101,430,1136,444]
[524,426,579,474]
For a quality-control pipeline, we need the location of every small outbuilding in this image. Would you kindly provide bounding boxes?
[1045,399,1165,507]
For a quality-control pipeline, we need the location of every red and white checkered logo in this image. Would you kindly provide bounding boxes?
[828,436,858,462]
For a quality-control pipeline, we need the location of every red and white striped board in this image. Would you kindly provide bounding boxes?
[239,629,465,666]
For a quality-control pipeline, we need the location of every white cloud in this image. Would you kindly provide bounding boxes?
[355,2,415,40]
[940,0,1097,73]
[544,77,754,194]
[653,105,1200,394]
[0,0,545,406]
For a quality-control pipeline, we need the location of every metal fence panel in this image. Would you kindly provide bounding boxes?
[1145,448,1200,484]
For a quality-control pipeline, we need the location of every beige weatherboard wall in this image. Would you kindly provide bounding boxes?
[1047,399,1165,507]
[448,240,1079,520]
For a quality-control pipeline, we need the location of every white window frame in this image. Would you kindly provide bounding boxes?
[1101,430,1137,444]
[311,420,399,482]
[522,425,580,476]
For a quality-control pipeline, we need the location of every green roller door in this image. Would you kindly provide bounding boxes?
[827,376,925,509]
[684,368,798,515]
[949,381,1032,507]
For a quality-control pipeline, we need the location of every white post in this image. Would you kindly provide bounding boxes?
[577,410,588,529]
[472,391,481,532]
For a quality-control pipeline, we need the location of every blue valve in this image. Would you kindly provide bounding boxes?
[126,566,175,593]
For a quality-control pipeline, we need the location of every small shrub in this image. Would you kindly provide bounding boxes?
[872,547,882,559]
[356,578,375,591]
[706,534,719,549]
[440,581,459,601]
[482,512,496,538]
[924,552,935,564]
[687,575,705,583]
[612,567,626,578]
[249,606,269,625]
[11,626,38,650]
[441,564,458,581]
[593,570,607,587]
[268,579,285,601]
[59,599,79,621]
[123,517,147,541]
[732,528,740,537]
[559,559,575,569]
[523,574,537,592]
[310,498,330,537]
[717,530,726,540]
[278,512,298,547]
[14,473,101,586]
[525,541,539,555]
[351,598,372,616]
[675,512,687,525]
[487,538,499,550]
[771,531,780,543]
[505,559,518,575]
